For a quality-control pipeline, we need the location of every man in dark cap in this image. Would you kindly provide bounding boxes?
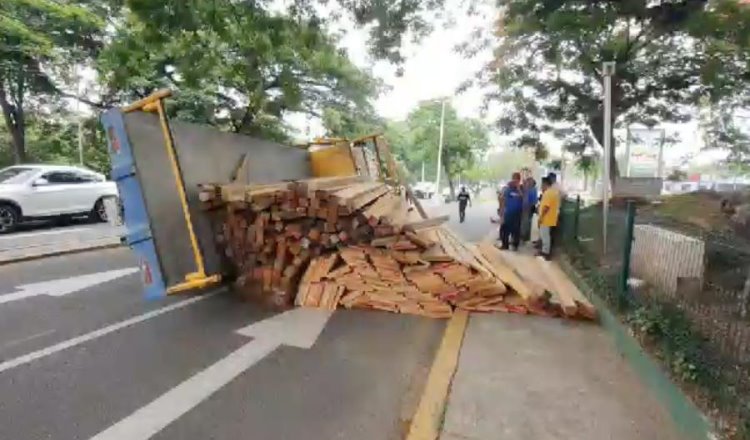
[498,172,523,250]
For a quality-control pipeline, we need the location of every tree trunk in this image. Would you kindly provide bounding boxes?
[583,172,589,191]
[447,178,456,199]
[0,84,26,163]
[589,115,618,185]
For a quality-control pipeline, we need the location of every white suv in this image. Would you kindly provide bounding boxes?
[0,164,118,233]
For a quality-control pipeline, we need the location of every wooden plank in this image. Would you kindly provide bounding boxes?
[476,243,537,303]
[343,184,390,214]
[362,192,401,224]
[403,216,449,232]
[493,250,548,299]
[330,182,384,208]
[295,175,368,196]
[306,283,324,307]
[420,245,455,263]
[540,259,596,319]
[405,231,433,249]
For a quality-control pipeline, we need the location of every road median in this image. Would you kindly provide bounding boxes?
[0,237,124,266]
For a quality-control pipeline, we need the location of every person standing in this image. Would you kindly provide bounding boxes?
[537,177,560,259]
[457,186,472,223]
[546,172,562,248]
[520,177,538,243]
[498,172,523,250]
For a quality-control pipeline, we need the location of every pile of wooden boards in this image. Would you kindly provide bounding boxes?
[294,227,508,318]
[198,176,421,306]
[199,175,596,321]
[475,242,597,320]
[293,230,595,320]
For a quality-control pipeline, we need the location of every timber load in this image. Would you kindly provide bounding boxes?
[198,176,596,321]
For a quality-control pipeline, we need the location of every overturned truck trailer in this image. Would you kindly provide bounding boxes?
[101,89,387,299]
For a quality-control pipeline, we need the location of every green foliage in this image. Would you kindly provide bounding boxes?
[626,302,715,385]
[485,0,750,177]
[0,0,105,162]
[574,153,599,189]
[666,168,688,182]
[386,101,490,191]
[0,115,109,173]
[1,0,444,169]
[322,107,383,139]
[97,1,380,141]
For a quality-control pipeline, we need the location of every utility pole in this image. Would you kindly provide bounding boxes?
[421,162,425,182]
[74,45,84,166]
[625,126,631,177]
[78,121,84,166]
[602,61,616,254]
[656,129,665,179]
[435,99,446,202]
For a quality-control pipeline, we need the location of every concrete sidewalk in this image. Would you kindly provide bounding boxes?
[440,314,682,440]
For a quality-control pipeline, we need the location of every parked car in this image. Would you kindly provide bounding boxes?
[0,164,118,233]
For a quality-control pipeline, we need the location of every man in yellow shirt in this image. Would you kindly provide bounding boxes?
[538,177,560,259]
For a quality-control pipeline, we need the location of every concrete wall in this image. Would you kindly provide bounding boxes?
[614,177,663,198]
[631,224,705,296]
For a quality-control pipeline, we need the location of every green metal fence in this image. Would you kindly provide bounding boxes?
[561,197,750,439]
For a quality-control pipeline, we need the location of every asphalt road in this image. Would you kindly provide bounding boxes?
[426,200,499,242]
[0,247,444,440]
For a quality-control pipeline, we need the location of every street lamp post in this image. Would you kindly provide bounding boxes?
[435,99,446,202]
[602,61,616,254]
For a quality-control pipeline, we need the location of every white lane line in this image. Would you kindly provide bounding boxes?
[91,337,280,440]
[0,227,91,241]
[0,330,57,352]
[0,291,219,374]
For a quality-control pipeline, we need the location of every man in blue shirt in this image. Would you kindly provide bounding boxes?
[520,177,538,243]
[498,172,523,250]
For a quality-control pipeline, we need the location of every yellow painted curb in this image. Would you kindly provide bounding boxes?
[407,310,469,440]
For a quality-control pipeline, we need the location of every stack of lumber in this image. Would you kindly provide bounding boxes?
[294,236,506,318]
[474,243,596,320]
[198,176,420,306]
[199,176,596,321]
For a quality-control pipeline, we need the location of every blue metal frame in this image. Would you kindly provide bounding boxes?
[101,109,167,299]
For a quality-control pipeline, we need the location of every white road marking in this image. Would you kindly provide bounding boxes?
[0,267,139,305]
[0,227,91,241]
[89,308,333,440]
[0,330,56,352]
[0,292,218,374]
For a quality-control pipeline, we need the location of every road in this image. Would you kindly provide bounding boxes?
[426,200,498,242]
[0,246,444,440]
[0,201,684,440]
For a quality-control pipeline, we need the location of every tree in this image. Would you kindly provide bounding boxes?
[97,1,383,142]
[485,0,750,183]
[575,154,599,191]
[322,107,384,139]
[667,168,688,181]
[0,0,105,163]
[387,101,490,196]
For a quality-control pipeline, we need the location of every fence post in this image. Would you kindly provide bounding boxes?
[620,200,636,305]
[573,194,581,241]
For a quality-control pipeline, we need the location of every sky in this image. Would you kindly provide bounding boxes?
[286,0,495,138]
